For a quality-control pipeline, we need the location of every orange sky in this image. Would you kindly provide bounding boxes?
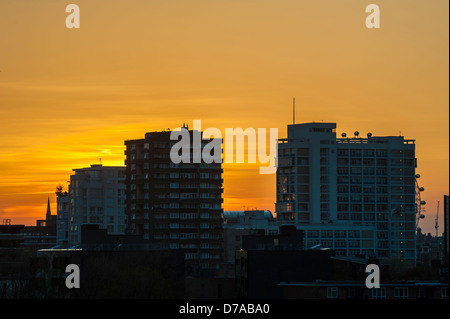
[0,0,448,235]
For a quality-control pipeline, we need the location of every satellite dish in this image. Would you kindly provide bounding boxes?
[367,132,372,138]
[419,187,424,192]
[341,133,347,137]
[415,174,421,178]
[354,131,359,137]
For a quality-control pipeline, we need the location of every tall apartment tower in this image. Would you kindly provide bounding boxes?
[276,122,419,264]
[66,164,127,246]
[124,128,224,271]
[444,195,449,272]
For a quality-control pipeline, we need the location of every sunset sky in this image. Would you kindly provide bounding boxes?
[0,0,448,235]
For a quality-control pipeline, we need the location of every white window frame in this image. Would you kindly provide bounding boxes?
[394,287,408,299]
[441,287,449,299]
[371,287,386,299]
[327,287,338,299]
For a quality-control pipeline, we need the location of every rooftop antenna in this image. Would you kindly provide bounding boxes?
[293,97,295,124]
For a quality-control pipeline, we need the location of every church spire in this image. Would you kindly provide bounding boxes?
[46,197,51,217]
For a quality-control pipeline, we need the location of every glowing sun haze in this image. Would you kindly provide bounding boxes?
[0,0,448,235]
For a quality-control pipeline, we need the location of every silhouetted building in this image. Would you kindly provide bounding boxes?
[80,224,143,250]
[0,199,56,251]
[280,252,447,300]
[124,127,223,271]
[276,122,419,264]
[223,210,276,230]
[0,224,24,248]
[34,248,186,298]
[416,233,444,268]
[0,248,31,284]
[235,249,334,298]
[279,280,448,299]
[445,195,449,272]
[222,210,278,264]
[242,225,303,251]
[223,228,255,264]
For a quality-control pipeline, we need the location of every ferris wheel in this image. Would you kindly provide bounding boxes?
[415,174,426,229]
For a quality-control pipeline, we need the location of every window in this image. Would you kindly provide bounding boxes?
[346,288,356,299]
[335,240,346,247]
[417,288,426,299]
[394,287,408,299]
[327,287,338,298]
[348,231,360,238]
[185,253,198,260]
[335,230,346,238]
[321,230,333,238]
[372,287,386,299]
[298,148,309,156]
[181,193,197,199]
[442,287,449,299]
[307,230,319,238]
[181,213,196,219]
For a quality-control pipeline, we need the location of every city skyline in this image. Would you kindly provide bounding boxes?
[0,0,448,237]
[1,120,446,237]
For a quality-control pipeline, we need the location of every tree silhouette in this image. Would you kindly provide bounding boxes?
[55,184,68,197]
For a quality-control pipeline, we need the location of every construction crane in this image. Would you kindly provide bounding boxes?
[435,201,439,237]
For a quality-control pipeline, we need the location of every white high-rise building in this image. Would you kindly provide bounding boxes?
[276,122,421,264]
[65,164,126,246]
[56,194,70,246]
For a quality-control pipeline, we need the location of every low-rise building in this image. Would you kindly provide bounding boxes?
[279,280,449,299]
